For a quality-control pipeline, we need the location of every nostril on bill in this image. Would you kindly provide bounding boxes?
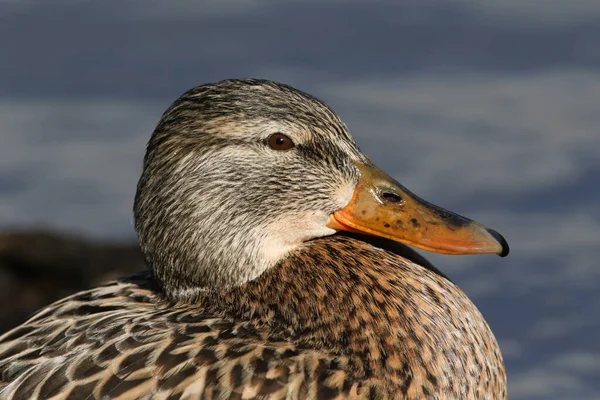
[381,191,403,204]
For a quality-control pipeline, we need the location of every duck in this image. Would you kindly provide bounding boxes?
[0,79,509,399]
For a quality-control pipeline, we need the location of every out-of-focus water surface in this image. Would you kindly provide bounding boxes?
[1,1,599,398]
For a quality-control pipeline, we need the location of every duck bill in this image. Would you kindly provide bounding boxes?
[329,163,509,257]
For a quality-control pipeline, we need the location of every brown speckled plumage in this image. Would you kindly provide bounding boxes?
[0,79,507,399]
[0,236,504,399]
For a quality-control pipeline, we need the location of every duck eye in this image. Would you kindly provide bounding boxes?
[268,133,295,151]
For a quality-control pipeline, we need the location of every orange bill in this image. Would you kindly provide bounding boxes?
[329,163,509,257]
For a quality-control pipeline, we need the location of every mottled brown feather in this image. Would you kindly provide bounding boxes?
[0,235,505,399]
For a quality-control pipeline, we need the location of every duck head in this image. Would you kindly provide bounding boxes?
[134,79,508,297]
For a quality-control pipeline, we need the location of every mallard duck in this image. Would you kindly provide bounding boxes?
[0,79,509,399]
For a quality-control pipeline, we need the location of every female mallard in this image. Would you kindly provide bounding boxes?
[0,79,509,399]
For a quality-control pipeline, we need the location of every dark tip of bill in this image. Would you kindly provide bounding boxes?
[486,228,510,257]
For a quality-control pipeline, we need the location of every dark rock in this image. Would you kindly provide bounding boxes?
[0,230,145,334]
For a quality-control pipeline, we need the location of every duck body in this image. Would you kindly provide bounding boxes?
[0,79,508,399]
[0,235,504,399]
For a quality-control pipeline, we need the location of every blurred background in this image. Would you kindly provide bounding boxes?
[0,1,598,398]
